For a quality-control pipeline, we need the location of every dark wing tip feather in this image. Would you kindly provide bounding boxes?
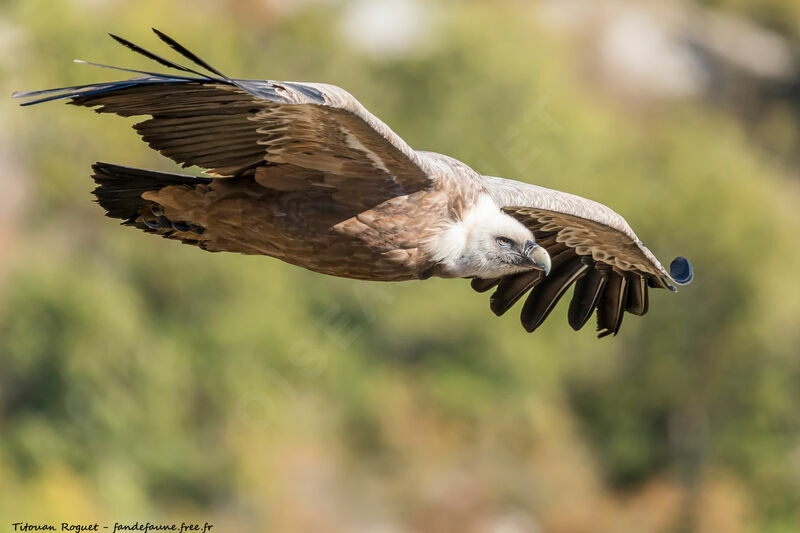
[595,271,629,338]
[624,274,649,316]
[107,32,215,80]
[670,256,694,285]
[72,59,202,81]
[16,81,145,106]
[520,257,588,333]
[151,28,228,79]
[14,30,227,107]
[567,268,606,331]
[471,277,500,293]
[490,271,543,316]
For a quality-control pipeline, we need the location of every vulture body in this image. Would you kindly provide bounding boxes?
[14,30,692,337]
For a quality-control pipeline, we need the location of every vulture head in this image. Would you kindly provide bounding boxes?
[431,194,551,279]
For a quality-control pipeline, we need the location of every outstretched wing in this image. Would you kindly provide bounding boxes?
[476,176,693,337]
[13,30,434,210]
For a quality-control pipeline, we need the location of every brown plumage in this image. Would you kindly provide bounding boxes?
[14,29,693,337]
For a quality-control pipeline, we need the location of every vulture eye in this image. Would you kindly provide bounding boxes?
[496,237,512,247]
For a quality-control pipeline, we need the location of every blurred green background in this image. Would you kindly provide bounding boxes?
[2,1,800,532]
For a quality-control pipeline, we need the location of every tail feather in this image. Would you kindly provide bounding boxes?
[91,162,210,245]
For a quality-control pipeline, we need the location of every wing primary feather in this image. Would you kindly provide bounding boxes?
[489,247,576,316]
[20,82,143,106]
[640,277,650,315]
[567,267,606,331]
[471,278,500,293]
[108,32,215,80]
[596,271,629,338]
[625,274,649,316]
[489,271,543,316]
[12,80,144,99]
[520,256,588,333]
[72,59,202,81]
[151,28,229,79]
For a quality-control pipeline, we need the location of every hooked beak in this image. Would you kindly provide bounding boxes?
[525,240,551,276]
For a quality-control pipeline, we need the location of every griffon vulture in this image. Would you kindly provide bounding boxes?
[14,30,693,337]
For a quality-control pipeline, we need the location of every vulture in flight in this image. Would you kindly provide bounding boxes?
[14,30,693,337]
